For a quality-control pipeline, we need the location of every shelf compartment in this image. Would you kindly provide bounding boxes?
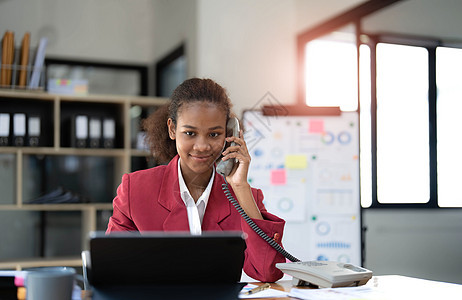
[129,103,164,171]
[22,154,118,204]
[0,153,16,205]
[0,210,81,263]
[0,96,54,147]
[60,100,124,149]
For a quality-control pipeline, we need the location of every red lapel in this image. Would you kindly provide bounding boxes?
[157,156,190,231]
[201,173,232,231]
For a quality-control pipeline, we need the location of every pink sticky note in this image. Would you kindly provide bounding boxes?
[271,169,286,185]
[309,119,324,133]
[15,276,25,287]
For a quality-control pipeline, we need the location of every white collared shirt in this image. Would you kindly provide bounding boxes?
[178,158,215,235]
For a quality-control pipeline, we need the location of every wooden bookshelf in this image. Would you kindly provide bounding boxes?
[0,90,168,270]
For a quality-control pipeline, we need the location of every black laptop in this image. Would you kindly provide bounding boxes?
[87,231,247,300]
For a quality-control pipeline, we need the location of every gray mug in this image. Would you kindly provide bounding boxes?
[26,267,75,300]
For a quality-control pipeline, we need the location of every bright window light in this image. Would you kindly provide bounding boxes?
[305,39,358,111]
[436,47,462,207]
[359,45,372,208]
[376,43,429,204]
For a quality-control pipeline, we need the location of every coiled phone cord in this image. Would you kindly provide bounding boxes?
[221,176,300,262]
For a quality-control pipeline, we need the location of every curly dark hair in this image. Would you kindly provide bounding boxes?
[142,78,233,164]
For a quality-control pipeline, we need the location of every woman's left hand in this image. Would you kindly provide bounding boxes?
[221,130,263,220]
[221,130,251,188]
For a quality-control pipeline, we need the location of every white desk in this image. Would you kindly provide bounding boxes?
[247,275,462,300]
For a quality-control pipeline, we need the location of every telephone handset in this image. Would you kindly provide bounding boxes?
[216,117,240,177]
[218,117,299,263]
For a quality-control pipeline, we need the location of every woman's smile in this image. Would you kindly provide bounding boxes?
[189,153,214,162]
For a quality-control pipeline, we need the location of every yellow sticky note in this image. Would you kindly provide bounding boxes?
[285,154,307,169]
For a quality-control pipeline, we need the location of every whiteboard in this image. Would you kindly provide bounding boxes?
[243,110,361,265]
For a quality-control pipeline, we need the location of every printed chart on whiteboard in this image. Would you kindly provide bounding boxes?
[243,110,361,265]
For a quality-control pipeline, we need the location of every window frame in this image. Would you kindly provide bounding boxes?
[295,0,462,209]
[365,33,462,209]
[301,31,462,209]
[155,43,187,97]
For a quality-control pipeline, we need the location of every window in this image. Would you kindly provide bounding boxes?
[303,33,462,208]
[304,38,358,111]
[303,27,359,112]
[375,43,429,204]
[155,44,187,97]
[302,33,372,206]
[436,47,462,207]
[359,44,372,208]
[363,38,462,208]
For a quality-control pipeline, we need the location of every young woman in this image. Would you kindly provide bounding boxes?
[106,78,286,282]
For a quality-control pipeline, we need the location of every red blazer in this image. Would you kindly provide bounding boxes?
[107,155,286,282]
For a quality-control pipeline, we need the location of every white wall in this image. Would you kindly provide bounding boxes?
[363,210,462,284]
[151,0,198,77]
[362,0,462,41]
[195,0,297,115]
[294,0,363,32]
[195,0,363,115]
[0,0,198,95]
[0,0,156,63]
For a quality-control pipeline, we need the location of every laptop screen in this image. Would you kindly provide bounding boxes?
[88,231,246,287]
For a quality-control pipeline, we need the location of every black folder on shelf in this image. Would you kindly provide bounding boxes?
[12,113,26,146]
[0,113,10,146]
[72,115,88,148]
[89,117,102,148]
[102,118,115,148]
[27,115,41,147]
